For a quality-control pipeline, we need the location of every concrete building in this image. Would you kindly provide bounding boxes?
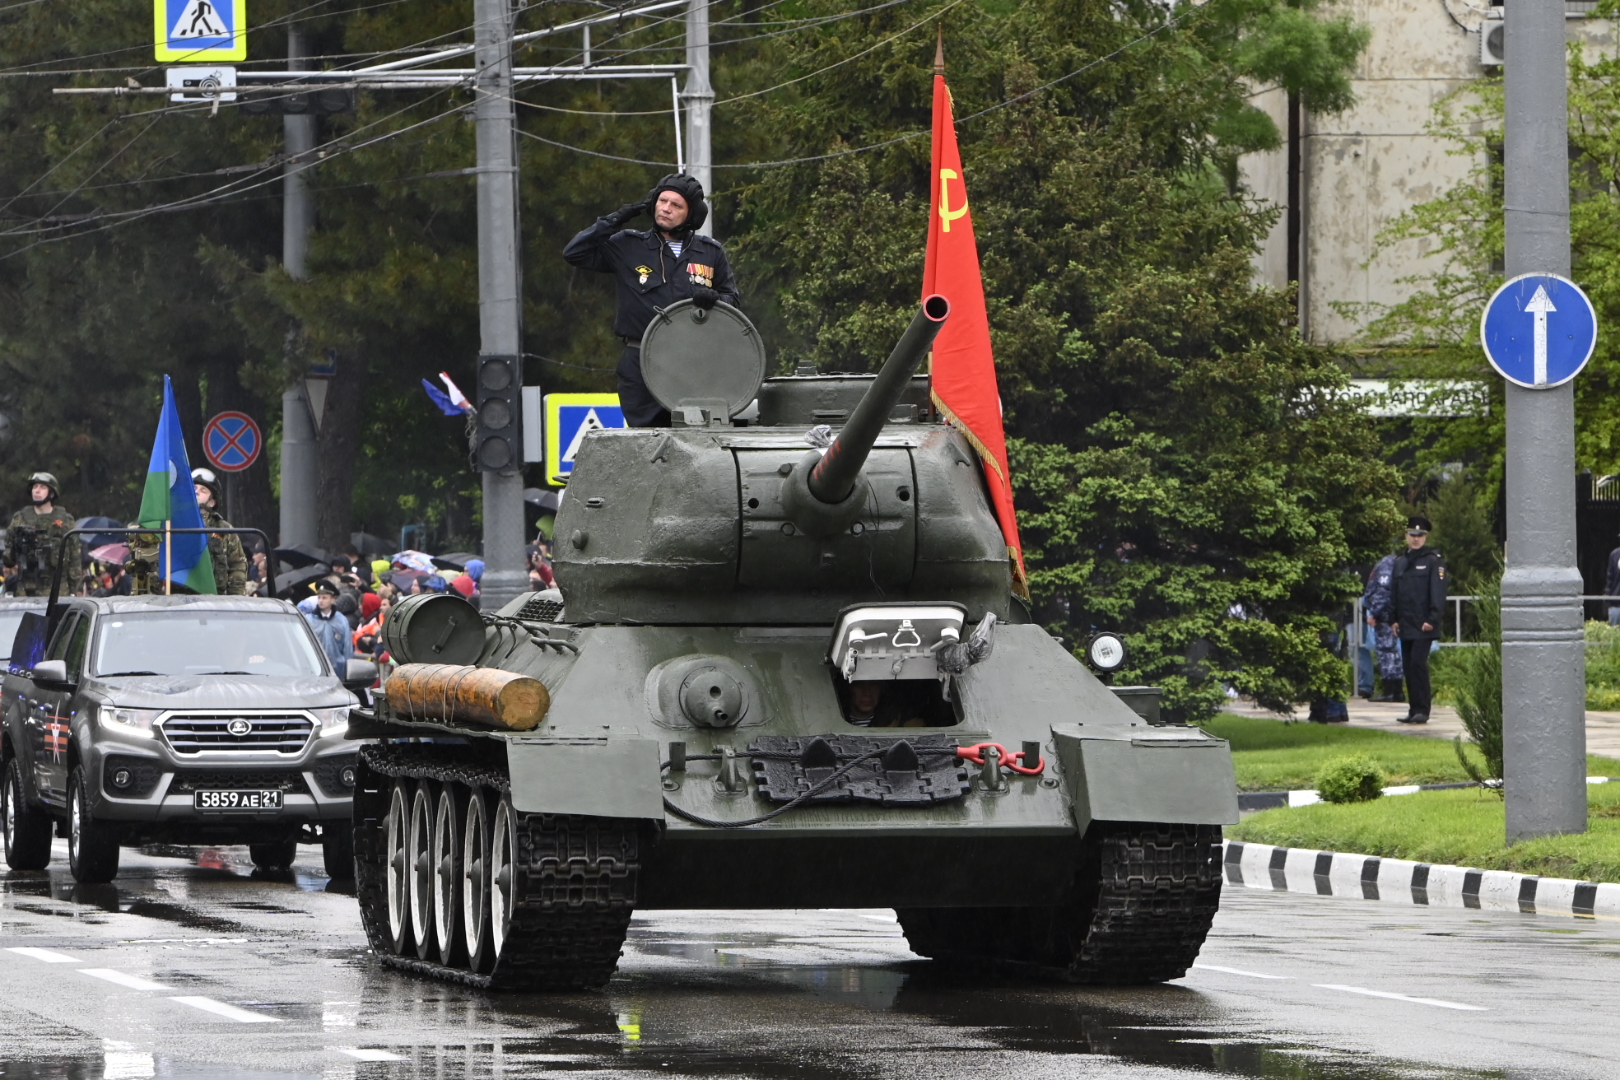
[1244,0,1612,345]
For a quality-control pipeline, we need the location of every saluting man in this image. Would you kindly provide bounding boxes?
[1391,515,1448,725]
[563,173,741,427]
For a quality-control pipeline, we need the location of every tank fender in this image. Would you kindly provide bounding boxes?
[504,736,665,821]
[1051,725,1238,830]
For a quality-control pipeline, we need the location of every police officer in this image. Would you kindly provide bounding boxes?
[5,472,78,597]
[1361,553,1404,703]
[1391,515,1447,724]
[563,173,741,427]
[192,468,247,595]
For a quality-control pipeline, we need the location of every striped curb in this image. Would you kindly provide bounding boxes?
[1238,775,1617,813]
[1221,840,1620,920]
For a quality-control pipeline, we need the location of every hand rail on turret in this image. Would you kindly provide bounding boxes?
[807,294,950,504]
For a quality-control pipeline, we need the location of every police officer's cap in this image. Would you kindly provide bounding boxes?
[315,579,340,596]
[1407,515,1432,536]
[191,467,221,501]
[645,173,708,233]
[26,471,58,496]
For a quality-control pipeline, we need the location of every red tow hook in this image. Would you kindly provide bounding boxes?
[956,742,1045,776]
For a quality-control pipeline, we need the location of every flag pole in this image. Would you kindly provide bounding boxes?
[164,520,172,595]
[935,22,944,75]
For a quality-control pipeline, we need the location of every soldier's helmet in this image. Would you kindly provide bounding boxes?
[26,472,58,497]
[192,467,221,504]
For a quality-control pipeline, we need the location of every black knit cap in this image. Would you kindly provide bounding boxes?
[645,173,708,234]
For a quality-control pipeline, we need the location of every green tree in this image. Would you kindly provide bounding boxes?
[733,0,1396,720]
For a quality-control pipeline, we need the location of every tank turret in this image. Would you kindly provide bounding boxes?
[346,291,1238,995]
[551,295,1010,625]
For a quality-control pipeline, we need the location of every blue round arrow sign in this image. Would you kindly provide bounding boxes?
[1479,273,1598,390]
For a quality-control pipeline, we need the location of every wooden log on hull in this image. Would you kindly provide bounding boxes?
[384,663,550,731]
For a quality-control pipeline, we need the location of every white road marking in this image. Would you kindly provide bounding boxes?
[168,996,281,1023]
[7,947,82,964]
[79,969,174,992]
[1192,963,1293,980]
[1313,983,1488,1011]
[336,1048,407,1061]
[849,912,899,923]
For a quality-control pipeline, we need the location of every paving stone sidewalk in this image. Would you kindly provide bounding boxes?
[1221,697,1620,759]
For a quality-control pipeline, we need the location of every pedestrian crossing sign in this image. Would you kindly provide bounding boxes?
[544,393,625,484]
[155,0,247,62]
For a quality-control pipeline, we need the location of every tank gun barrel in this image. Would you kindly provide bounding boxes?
[807,295,949,503]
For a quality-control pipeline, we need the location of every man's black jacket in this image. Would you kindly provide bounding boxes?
[563,215,740,341]
[1392,546,1447,641]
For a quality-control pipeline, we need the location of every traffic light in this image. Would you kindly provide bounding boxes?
[474,354,523,474]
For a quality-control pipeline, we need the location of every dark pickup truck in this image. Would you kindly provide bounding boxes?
[0,595,376,883]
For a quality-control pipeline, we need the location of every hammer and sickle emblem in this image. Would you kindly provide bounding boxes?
[938,168,969,232]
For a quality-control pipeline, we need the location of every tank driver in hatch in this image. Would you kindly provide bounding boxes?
[563,173,740,427]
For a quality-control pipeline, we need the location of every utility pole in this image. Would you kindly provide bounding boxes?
[279,28,320,550]
[473,0,528,608]
[682,0,713,236]
[1501,3,1587,840]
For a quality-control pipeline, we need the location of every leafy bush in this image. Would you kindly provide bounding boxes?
[1586,619,1620,711]
[1315,755,1386,804]
[1448,579,1503,785]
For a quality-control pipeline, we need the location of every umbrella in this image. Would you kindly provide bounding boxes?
[390,550,435,573]
[77,516,127,550]
[275,543,332,570]
[431,551,480,572]
[89,543,131,566]
[382,568,425,590]
[275,564,329,598]
[349,531,392,557]
[523,489,561,513]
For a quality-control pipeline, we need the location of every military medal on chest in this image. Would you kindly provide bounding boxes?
[636,264,652,286]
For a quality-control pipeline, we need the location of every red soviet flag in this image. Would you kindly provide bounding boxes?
[923,62,1029,598]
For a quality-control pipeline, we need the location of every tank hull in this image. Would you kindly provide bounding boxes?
[350,601,1238,989]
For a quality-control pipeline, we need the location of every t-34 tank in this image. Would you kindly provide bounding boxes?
[348,295,1239,990]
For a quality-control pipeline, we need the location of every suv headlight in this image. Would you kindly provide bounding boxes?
[311,707,353,732]
[99,707,162,735]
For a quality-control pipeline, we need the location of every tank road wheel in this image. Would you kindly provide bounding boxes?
[384,780,413,955]
[896,822,1222,984]
[350,755,393,954]
[432,783,469,969]
[463,786,497,975]
[3,757,52,870]
[488,796,518,963]
[409,782,438,962]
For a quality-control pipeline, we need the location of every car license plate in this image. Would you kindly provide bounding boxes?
[193,789,282,811]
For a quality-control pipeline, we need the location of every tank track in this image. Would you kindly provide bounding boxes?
[895,822,1222,984]
[353,743,642,991]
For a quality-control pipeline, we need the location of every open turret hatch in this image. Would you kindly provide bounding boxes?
[638,298,766,426]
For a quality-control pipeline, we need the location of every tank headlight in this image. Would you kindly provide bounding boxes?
[100,707,160,734]
[1085,633,1128,672]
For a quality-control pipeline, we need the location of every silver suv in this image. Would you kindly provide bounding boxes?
[0,595,375,883]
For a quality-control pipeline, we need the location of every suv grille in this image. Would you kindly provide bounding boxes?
[168,769,311,794]
[160,714,314,755]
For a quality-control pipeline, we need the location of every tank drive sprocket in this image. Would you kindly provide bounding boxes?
[353,743,643,990]
[894,822,1222,983]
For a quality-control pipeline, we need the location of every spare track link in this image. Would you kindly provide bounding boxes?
[895,822,1222,984]
[353,743,642,991]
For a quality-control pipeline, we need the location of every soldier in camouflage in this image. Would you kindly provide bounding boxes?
[192,468,247,595]
[5,472,78,597]
[1361,552,1405,703]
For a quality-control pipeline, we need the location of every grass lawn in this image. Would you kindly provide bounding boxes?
[1202,712,1620,792]
[1227,783,1620,883]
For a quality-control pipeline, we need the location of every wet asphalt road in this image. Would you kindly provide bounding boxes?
[0,840,1617,1080]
